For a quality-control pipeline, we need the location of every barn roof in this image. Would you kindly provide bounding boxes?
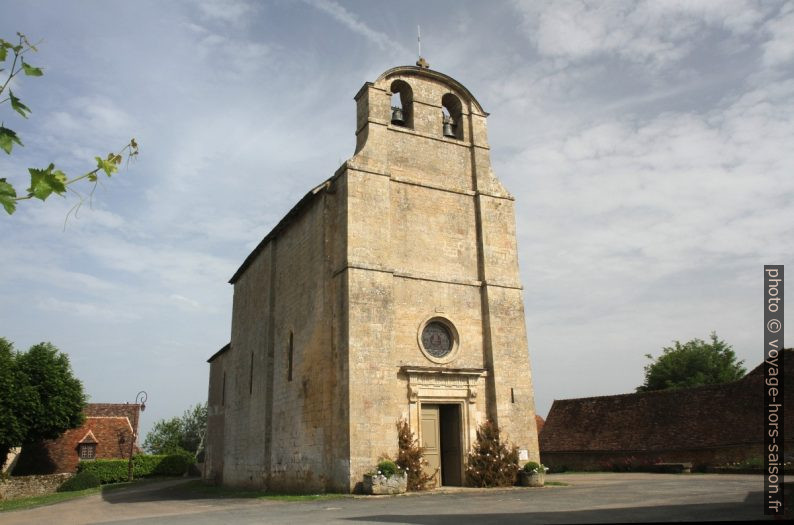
[540,349,792,453]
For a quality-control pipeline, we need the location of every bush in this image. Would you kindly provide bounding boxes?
[376,459,398,478]
[465,420,519,487]
[523,461,541,473]
[77,453,196,483]
[58,471,100,492]
[77,459,128,483]
[395,419,436,491]
[153,452,195,476]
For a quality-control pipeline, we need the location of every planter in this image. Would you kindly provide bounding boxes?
[363,472,408,495]
[519,470,545,487]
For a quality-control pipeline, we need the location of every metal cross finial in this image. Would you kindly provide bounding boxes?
[416,25,429,68]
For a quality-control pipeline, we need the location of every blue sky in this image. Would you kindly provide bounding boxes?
[1,0,792,441]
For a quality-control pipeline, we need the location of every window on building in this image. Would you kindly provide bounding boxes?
[441,93,463,140]
[79,443,96,460]
[249,352,254,395]
[390,80,413,129]
[288,331,294,382]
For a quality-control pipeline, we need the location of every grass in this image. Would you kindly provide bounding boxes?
[0,477,180,513]
[0,486,101,512]
[169,480,348,501]
[543,481,569,486]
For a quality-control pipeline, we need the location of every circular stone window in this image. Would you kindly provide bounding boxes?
[417,317,460,363]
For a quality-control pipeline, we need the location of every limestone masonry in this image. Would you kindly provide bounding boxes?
[204,64,540,492]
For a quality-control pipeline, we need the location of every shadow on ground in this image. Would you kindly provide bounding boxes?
[100,478,212,504]
[345,491,775,524]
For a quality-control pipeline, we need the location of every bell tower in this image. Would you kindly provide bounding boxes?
[344,63,541,486]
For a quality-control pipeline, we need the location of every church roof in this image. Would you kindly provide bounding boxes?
[207,342,231,363]
[228,175,335,284]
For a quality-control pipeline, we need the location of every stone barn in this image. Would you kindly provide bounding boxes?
[540,349,793,471]
[203,61,540,492]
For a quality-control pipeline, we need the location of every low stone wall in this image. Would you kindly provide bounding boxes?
[0,473,73,501]
[542,443,768,472]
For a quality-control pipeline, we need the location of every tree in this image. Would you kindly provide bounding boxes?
[636,332,746,392]
[0,33,138,216]
[395,419,436,491]
[143,403,207,457]
[0,338,86,470]
[465,420,520,487]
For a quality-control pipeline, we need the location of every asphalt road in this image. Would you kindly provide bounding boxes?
[2,473,779,524]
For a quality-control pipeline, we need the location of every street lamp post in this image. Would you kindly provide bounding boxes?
[128,391,147,482]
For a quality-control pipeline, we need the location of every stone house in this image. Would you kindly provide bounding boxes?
[204,62,540,492]
[12,403,142,475]
[540,349,793,471]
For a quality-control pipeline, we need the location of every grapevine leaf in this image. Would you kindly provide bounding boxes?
[95,155,119,177]
[9,90,31,118]
[27,164,67,201]
[21,62,43,77]
[0,178,17,214]
[0,126,23,154]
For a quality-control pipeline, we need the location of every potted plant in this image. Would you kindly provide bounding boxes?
[363,459,408,495]
[519,461,548,487]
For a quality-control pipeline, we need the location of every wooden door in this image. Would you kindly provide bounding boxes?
[420,404,440,487]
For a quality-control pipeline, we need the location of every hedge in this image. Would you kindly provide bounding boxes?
[58,471,101,492]
[77,453,196,483]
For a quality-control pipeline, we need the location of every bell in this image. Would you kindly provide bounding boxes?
[443,115,456,138]
[391,106,405,126]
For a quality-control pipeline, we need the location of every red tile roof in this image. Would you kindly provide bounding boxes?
[540,350,792,454]
[13,403,143,474]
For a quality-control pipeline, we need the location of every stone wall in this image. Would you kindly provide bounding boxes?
[0,473,73,501]
[211,177,348,492]
[542,444,768,472]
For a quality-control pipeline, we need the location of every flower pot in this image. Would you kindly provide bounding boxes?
[519,470,545,487]
[363,472,408,495]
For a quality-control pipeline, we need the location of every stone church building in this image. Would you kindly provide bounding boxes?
[204,62,540,492]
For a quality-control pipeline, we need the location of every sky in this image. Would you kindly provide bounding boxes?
[1,0,792,442]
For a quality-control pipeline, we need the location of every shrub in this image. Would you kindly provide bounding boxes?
[153,452,195,476]
[523,461,541,473]
[134,454,162,477]
[465,420,519,487]
[376,459,398,478]
[395,419,436,491]
[77,453,196,483]
[58,471,100,492]
[77,459,128,483]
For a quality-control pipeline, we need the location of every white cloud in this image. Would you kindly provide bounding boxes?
[305,0,409,55]
[761,2,794,67]
[513,0,770,68]
[38,296,141,322]
[197,0,256,24]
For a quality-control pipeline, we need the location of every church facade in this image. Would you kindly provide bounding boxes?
[203,63,540,492]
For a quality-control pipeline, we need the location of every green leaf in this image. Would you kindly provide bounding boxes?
[21,62,43,77]
[95,155,119,177]
[0,178,17,214]
[0,45,7,62]
[0,126,23,154]
[27,164,67,201]
[9,90,31,118]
